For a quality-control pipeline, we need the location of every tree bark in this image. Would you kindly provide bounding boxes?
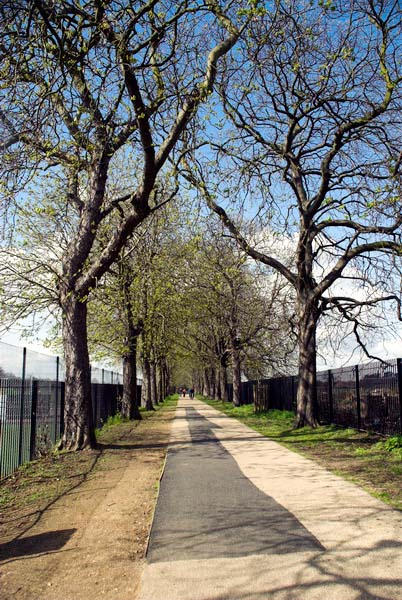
[219,362,229,402]
[150,360,158,406]
[202,368,210,397]
[295,301,319,428]
[120,265,142,420]
[231,340,242,407]
[59,294,96,450]
[121,337,141,420]
[157,362,163,403]
[209,367,216,399]
[142,356,154,411]
[214,372,221,401]
[164,361,171,396]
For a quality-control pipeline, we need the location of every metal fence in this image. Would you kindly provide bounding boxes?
[227,357,402,436]
[0,342,129,479]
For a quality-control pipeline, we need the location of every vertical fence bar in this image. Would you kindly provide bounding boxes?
[93,383,98,429]
[328,369,333,424]
[291,376,296,410]
[29,379,38,460]
[60,382,65,436]
[18,347,27,466]
[55,356,59,444]
[397,358,402,436]
[355,365,361,430]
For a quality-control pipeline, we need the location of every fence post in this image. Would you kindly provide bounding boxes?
[355,365,361,430]
[397,358,402,436]
[93,383,98,429]
[29,379,38,460]
[60,382,65,435]
[328,369,333,424]
[291,376,296,411]
[55,356,59,444]
[18,347,27,465]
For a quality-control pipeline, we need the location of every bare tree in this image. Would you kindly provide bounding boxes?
[185,0,402,425]
[0,0,247,449]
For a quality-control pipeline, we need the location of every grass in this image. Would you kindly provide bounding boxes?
[199,396,402,511]
[94,394,179,437]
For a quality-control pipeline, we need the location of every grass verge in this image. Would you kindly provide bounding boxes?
[199,396,402,511]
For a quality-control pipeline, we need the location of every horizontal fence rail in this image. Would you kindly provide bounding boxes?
[226,357,402,437]
[0,342,132,479]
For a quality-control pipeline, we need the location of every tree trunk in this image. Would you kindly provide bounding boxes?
[219,362,229,402]
[214,371,221,401]
[196,371,202,396]
[202,368,210,396]
[157,362,163,403]
[121,338,141,420]
[231,341,242,407]
[59,295,96,451]
[150,361,158,406]
[121,265,142,420]
[142,357,154,411]
[295,303,319,428]
[209,367,216,399]
[164,361,170,396]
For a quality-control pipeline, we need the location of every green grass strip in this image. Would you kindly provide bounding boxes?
[199,396,402,511]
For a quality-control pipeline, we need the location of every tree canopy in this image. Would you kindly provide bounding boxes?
[0,0,401,441]
[184,0,402,425]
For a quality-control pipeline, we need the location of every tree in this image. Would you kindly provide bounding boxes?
[186,0,402,425]
[136,207,188,409]
[87,254,144,420]
[89,202,189,412]
[0,0,247,449]
[174,224,296,404]
[0,186,66,341]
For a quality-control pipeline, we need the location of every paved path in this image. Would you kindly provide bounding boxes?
[138,398,402,600]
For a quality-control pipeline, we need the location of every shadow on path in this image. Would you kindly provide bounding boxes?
[147,407,324,563]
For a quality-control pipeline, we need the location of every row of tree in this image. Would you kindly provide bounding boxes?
[1,1,402,447]
[183,0,402,425]
[0,0,254,449]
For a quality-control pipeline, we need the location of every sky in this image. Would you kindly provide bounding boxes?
[1,303,401,377]
[0,325,123,378]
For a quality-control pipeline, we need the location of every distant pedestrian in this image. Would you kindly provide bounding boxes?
[182,387,186,397]
[189,388,194,399]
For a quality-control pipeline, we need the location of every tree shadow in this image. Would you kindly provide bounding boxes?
[147,406,325,563]
[0,528,76,562]
[0,452,102,538]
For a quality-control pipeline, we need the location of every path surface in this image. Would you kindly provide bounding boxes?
[0,409,176,600]
[139,397,402,600]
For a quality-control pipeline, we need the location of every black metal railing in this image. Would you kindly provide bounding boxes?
[0,342,132,479]
[226,357,402,436]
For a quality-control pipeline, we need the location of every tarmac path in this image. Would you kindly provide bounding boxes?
[138,397,402,600]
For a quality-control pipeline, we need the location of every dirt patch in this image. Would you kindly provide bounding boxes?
[0,402,176,600]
